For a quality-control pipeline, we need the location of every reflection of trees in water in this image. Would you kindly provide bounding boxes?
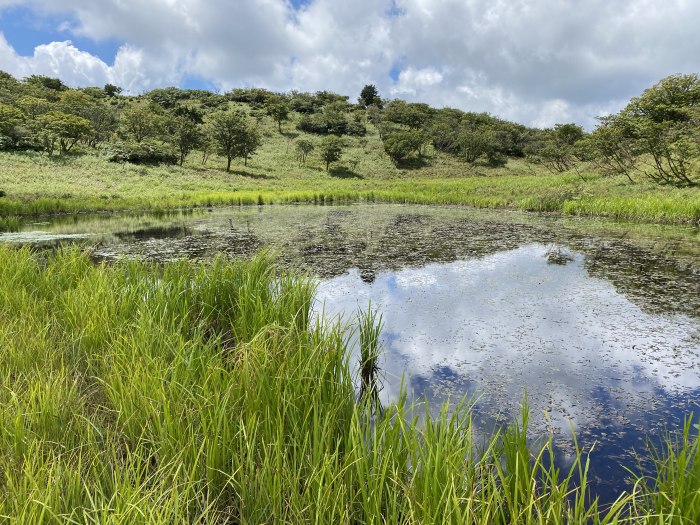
[578,239,700,317]
[294,211,698,319]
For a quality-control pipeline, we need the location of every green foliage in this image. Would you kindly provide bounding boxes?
[0,102,24,149]
[103,83,122,97]
[295,138,315,165]
[37,111,93,155]
[104,139,179,164]
[206,110,262,170]
[384,100,434,130]
[165,114,202,165]
[590,74,700,185]
[23,74,68,93]
[319,135,344,171]
[358,84,382,108]
[383,129,427,165]
[265,99,290,132]
[119,103,164,143]
[526,123,585,173]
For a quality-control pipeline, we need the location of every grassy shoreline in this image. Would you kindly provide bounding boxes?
[1,151,699,228]
[0,247,699,523]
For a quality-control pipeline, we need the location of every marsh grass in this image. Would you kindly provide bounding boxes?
[0,246,698,523]
[358,305,383,406]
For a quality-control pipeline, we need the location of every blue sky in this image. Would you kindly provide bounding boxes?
[1,0,699,128]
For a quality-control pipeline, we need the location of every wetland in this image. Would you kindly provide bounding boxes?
[4,203,699,502]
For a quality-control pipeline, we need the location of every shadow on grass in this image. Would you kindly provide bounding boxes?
[394,156,431,170]
[328,166,364,179]
[231,169,278,180]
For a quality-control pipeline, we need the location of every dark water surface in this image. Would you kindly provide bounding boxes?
[3,204,699,501]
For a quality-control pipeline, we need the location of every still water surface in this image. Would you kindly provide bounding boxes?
[2,204,699,500]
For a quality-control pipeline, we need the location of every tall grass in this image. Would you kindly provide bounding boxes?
[0,246,698,523]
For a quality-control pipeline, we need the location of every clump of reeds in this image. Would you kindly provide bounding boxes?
[357,304,383,407]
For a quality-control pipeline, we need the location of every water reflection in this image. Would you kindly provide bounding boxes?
[315,243,700,498]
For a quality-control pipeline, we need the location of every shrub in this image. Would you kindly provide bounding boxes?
[103,140,178,165]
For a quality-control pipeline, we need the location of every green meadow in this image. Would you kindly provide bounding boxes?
[1,146,699,228]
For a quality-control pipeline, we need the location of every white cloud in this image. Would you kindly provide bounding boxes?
[1,0,700,127]
[392,66,443,96]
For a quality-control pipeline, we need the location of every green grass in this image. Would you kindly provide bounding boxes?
[0,246,699,523]
[1,110,699,225]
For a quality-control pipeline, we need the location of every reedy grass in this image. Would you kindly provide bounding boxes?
[0,246,699,523]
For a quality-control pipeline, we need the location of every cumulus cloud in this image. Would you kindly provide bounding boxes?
[1,0,699,127]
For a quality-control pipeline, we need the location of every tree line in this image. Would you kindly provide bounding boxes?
[0,70,698,183]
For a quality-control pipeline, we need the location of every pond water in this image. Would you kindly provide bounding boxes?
[2,203,699,502]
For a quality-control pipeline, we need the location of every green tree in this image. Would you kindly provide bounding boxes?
[358,84,382,108]
[319,136,343,171]
[103,83,123,97]
[295,139,314,165]
[206,110,262,171]
[40,111,93,154]
[265,99,290,132]
[166,115,202,165]
[526,123,585,173]
[383,130,426,165]
[0,103,24,147]
[120,103,163,143]
[16,96,52,119]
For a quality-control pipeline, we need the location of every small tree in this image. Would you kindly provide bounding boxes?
[206,110,262,171]
[383,130,426,165]
[166,115,202,165]
[319,136,343,171]
[237,125,262,167]
[265,100,290,132]
[295,139,314,165]
[0,103,24,148]
[359,84,382,108]
[104,83,122,97]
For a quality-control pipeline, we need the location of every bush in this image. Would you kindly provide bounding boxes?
[486,150,508,167]
[103,140,178,165]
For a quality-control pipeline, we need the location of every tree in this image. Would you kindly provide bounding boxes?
[525,123,585,173]
[589,74,700,185]
[265,99,290,132]
[104,84,123,97]
[319,136,343,171]
[0,103,24,147]
[206,110,262,171]
[16,96,52,119]
[38,111,93,154]
[382,130,426,165]
[166,115,202,165]
[237,124,262,167]
[358,84,382,108]
[384,100,434,130]
[295,139,314,165]
[458,127,497,164]
[120,103,163,143]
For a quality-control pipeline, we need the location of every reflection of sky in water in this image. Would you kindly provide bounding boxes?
[316,243,700,499]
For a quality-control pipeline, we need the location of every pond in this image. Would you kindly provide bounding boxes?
[2,203,699,502]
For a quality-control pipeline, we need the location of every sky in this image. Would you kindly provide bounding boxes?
[0,0,699,129]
